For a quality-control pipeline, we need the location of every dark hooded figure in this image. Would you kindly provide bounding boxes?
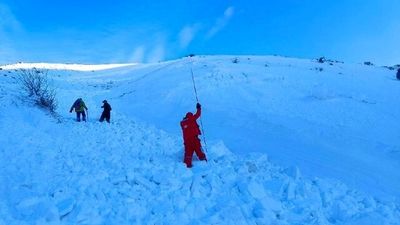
[180,103,207,168]
[99,100,112,123]
[397,68,400,80]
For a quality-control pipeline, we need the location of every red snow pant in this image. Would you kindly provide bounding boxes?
[183,137,206,168]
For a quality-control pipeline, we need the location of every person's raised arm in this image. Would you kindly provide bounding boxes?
[193,103,201,119]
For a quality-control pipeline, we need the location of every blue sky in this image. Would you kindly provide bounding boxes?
[0,0,399,65]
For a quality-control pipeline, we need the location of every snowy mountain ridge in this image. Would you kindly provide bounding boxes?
[0,62,137,71]
[0,55,399,224]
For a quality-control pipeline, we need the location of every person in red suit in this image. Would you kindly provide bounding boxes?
[180,103,207,168]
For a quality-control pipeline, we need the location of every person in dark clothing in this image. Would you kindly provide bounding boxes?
[397,68,400,80]
[180,103,207,168]
[99,100,112,123]
[69,98,88,122]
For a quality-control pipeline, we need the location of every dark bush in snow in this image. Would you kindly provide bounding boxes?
[317,57,343,64]
[364,61,374,66]
[397,68,400,80]
[18,68,58,112]
[232,57,239,64]
[318,57,326,63]
[383,65,400,71]
[312,67,324,72]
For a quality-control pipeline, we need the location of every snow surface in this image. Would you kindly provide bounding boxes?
[0,63,137,71]
[0,56,399,224]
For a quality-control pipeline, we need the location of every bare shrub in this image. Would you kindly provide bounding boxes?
[317,57,344,64]
[18,68,58,112]
[364,61,374,66]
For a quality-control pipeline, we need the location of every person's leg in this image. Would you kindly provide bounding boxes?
[76,112,81,122]
[183,142,195,168]
[105,112,110,123]
[99,112,105,122]
[82,110,86,122]
[194,138,206,161]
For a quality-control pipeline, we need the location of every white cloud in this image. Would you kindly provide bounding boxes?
[206,6,235,39]
[147,44,165,63]
[179,24,201,49]
[0,3,22,34]
[0,3,22,63]
[129,46,146,63]
[224,6,235,17]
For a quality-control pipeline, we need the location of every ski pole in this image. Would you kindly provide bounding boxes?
[189,59,208,153]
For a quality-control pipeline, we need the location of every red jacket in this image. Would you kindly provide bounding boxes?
[180,107,201,142]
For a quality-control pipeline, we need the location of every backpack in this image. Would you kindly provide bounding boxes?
[73,99,82,109]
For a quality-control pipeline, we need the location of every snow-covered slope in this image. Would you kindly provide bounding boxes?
[0,62,137,71]
[85,55,399,199]
[0,56,399,224]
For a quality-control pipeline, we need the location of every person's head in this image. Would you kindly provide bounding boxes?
[185,112,193,119]
[78,98,82,101]
[103,100,107,103]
